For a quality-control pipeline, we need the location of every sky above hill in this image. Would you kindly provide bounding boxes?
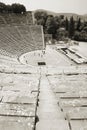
[1,0,87,15]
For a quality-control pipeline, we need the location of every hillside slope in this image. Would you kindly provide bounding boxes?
[34,9,87,21]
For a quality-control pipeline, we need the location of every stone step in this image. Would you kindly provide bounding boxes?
[59,99,87,107]
[0,103,36,117]
[36,120,69,130]
[70,120,87,130]
[63,107,87,120]
[0,116,35,130]
[36,75,69,130]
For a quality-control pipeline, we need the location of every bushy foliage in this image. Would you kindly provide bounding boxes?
[6,5,12,13]
[69,16,75,38]
[34,11,47,29]
[0,2,26,14]
[12,3,26,14]
[34,11,47,21]
[57,28,68,40]
[46,15,58,38]
[0,2,7,13]
[34,11,87,42]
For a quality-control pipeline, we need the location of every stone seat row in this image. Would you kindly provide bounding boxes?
[0,73,40,130]
[0,13,33,25]
[48,74,87,130]
[0,25,43,57]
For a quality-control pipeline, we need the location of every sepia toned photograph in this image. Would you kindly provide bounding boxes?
[0,0,87,129]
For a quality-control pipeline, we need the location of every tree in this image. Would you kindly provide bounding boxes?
[59,15,64,20]
[74,31,80,41]
[12,3,26,14]
[65,17,69,31]
[0,2,26,13]
[34,11,47,20]
[34,11,47,27]
[69,16,75,38]
[6,5,12,13]
[83,26,87,32]
[46,15,58,38]
[34,10,87,42]
[57,28,68,40]
[76,18,81,31]
[0,2,6,13]
[79,30,87,41]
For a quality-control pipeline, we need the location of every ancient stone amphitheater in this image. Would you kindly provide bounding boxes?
[0,12,87,130]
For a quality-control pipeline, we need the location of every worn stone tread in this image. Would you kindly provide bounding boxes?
[63,107,87,120]
[36,120,69,130]
[0,103,36,117]
[70,120,87,130]
[59,92,80,99]
[0,116,35,130]
[3,95,38,104]
[59,99,87,107]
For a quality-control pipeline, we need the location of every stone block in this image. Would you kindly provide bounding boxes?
[36,120,69,130]
[0,103,36,117]
[70,120,87,130]
[64,107,87,120]
[59,99,87,108]
[3,95,37,105]
[0,116,35,130]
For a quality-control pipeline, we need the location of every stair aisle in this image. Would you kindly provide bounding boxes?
[36,75,70,130]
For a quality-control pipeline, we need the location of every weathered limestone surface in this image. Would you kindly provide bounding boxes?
[0,116,35,130]
[36,75,69,130]
[48,74,87,129]
[70,120,87,130]
[0,73,40,130]
[0,45,87,130]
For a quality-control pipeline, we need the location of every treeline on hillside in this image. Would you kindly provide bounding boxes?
[0,2,26,14]
[34,11,87,42]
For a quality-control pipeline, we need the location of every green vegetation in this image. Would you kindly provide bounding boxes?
[34,11,87,42]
